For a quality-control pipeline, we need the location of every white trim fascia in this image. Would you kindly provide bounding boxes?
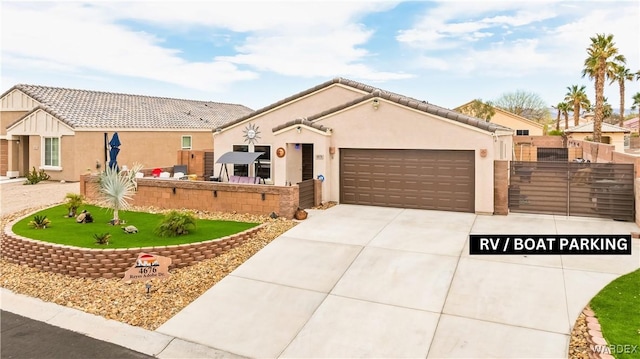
[273,124,332,137]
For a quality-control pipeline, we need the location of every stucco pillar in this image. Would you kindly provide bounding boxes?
[636,178,640,227]
[493,160,509,215]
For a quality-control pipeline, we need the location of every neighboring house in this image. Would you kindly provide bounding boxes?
[213,77,514,214]
[0,84,252,181]
[623,117,639,133]
[455,101,545,136]
[565,122,630,152]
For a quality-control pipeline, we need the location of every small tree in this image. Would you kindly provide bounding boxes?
[493,90,549,122]
[97,163,143,225]
[64,193,84,217]
[455,99,496,121]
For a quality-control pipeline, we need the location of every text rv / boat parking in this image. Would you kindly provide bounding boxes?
[469,235,632,255]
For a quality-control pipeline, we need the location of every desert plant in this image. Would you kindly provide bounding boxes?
[29,215,51,229]
[155,210,196,237]
[24,167,50,185]
[547,129,564,136]
[93,232,111,245]
[97,163,143,225]
[64,193,84,217]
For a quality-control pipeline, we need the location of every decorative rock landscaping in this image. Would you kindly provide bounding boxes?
[569,306,614,359]
[0,201,297,330]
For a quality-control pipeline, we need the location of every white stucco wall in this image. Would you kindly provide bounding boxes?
[214,85,512,214]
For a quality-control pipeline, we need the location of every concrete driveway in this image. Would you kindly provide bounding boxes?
[157,205,640,358]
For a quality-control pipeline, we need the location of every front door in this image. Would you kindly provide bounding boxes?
[301,144,314,181]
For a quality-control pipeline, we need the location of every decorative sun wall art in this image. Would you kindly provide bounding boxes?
[243,123,261,144]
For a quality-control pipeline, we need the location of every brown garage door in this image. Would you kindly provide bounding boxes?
[340,149,475,212]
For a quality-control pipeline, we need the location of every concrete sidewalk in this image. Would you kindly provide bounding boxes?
[3,205,639,358]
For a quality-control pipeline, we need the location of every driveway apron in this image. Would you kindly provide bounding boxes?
[157,205,640,358]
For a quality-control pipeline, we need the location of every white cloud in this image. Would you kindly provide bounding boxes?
[397,1,639,78]
[2,3,258,92]
[1,1,408,92]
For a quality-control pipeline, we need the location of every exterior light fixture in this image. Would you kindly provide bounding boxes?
[372,98,380,110]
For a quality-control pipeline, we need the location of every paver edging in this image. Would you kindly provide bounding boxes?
[581,306,615,359]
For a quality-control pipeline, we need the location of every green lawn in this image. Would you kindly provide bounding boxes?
[12,204,259,249]
[590,268,640,359]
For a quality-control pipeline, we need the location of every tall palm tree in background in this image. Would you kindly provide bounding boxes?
[602,98,613,121]
[609,64,634,126]
[582,33,626,142]
[553,102,563,131]
[558,102,571,130]
[564,85,591,127]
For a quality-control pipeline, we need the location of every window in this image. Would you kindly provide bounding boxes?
[44,137,60,167]
[231,144,272,180]
[254,145,271,180]
[181,136,192,150]
[516,130,529,136]
[233,145,249,176]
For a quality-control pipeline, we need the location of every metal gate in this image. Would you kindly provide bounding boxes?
[509,161,635,221]
[537,148,568,162]
[298,179,316,209]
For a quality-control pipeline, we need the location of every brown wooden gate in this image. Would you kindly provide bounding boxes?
[509,161,635,221]
[298,179,316,209]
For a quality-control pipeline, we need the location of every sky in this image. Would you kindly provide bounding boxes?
[2,1,639,115]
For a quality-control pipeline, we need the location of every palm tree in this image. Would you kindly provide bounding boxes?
[553,102,562,131]
[582,33,626,142]
[97,163,143,225]
[609,64,634,126]
[602,97,613,120]
[564,85,591,127]
[558,102,571,130]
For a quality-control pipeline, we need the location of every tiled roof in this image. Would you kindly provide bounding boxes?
[4,84,253,130]
[565,122,630,133]
[222,77,512,134]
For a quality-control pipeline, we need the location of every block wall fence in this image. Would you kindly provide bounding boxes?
[80,174,302,219]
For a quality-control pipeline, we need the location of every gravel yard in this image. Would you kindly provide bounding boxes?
[0,180,297,330]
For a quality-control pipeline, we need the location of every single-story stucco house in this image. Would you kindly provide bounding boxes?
[455,101,545,136]
[565,122,630,153]
[0,84,252,181]
[213,78,514,214]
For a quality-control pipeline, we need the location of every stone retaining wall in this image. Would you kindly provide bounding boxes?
[1,217,266,280]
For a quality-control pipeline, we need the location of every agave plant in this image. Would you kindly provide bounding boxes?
[93,232,111,245]
[64,193,84,217]
[97,163,144,225]
[29,215,51,229]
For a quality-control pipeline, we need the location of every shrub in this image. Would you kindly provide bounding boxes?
[29,215,51,229]
[155,210,196,237]
[24,167,50,185]
[65,193,84,217]
[547,129,564,136]
[93,233,111,245]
